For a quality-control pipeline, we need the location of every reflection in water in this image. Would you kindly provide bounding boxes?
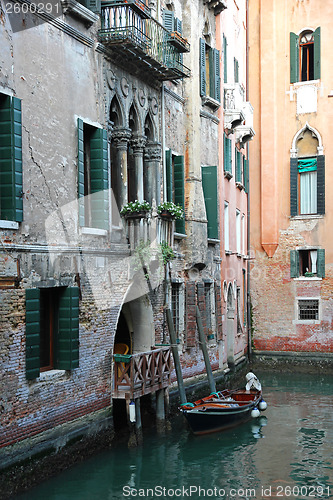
[14,373,333,500]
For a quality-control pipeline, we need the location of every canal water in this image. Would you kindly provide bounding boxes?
[14,371,333,500]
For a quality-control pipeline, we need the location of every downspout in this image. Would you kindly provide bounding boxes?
[161,83,167,201]
[246,0,252,361]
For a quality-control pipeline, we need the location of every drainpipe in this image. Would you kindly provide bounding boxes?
[246,0,252,361]
[161,83,167,201]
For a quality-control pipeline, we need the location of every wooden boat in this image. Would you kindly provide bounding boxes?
[179,374,267,436]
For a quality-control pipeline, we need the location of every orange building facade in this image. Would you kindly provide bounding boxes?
[248,0,333,355]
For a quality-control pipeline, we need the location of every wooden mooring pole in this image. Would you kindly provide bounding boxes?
[166,308,187,405]
[196,305,216,394]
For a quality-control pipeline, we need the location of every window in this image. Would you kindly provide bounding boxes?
[224,202,229,252]
[290,28,321,83]
[242,269,247,326]
[201,165,218,239]
[290,248,325,278]
[236,286,242,333]
[77,119,109,230]
[199,38,221,102]
[0,93,23,223]
[26,287,80,380]
[165,149,185,234]
[224,134,232,177]
[298,299,319,321]
[290,156,325,216]
[236,209,241,255]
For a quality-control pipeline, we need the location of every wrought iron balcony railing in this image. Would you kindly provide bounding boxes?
[98,2,190,80]
[105,0,151,18]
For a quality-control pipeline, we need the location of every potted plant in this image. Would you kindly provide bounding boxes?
[159,241,175,265]
[157,201,184,220]
[120,200,151,218]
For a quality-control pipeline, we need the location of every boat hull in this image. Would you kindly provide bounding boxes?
[180,389,263,436]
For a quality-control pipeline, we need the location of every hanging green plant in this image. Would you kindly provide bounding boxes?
[157,201,184,220]
[159,241,175,265]
[120,200,151,217]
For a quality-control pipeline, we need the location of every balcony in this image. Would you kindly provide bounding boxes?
[113,347,172,399]
[224,83,245,131]
[98,2,191,81]
[235,101,255,147]
[105,0,151,18]
[168,31,190,53]
[203,0,227,15]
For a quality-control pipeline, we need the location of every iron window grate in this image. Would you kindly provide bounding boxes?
[298,299,319,320]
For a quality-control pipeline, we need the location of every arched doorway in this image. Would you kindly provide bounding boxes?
[226,283,235,368]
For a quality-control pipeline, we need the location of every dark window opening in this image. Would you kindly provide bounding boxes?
[300,32,314,81]
[40,288,62,371]
[298,299,319,320]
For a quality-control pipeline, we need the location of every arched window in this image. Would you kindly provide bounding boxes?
[290,124,325,216]
[290,27,321,83]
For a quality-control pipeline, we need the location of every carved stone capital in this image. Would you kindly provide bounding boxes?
[131,134,147,155]
[144,141,162,162]
[112,127,132,149]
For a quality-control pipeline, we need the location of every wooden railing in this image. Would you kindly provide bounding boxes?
[113,347,172,399]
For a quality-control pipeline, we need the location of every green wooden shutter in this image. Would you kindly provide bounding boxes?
[162,9,174,32]
[174,155,185,234]
[90,127,109,230]
[317,248,325,278]
[165,149,173,202]
[26,288,40,380]
[317,155,325,215]
[77,118,85,227]
[234,57,239,83]
[174,18,182,33]
[290,32,299,83]
[209,49,220,102]
[79,0,100,13]
[223,35,227,83]
[202,165,218,240]
[290,250,299,278]
[0,95,23,222]
[235,150,242,183]
[224,135,232,174]
[57,287,79,370]
[313,27,321,80]
[290,157,298,216]
[199,38,206,97]
[243,157,249,193]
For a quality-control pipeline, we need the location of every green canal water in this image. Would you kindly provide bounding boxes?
[14,372,333,500]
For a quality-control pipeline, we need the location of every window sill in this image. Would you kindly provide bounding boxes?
[224,171,233,180]
[236,182,244,191]
[81,227,108,236]
[0,220,19,230]
[61,0,99,26]
[174,232,187,240]
[201,96,220,111]
[225,250,232,255]
[207,238,220,245]
[38,369,67,382]
[290,214,324,220]
[294,320,320,325]
[294,276,322,281]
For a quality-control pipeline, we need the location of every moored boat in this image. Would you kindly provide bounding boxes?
[179,373,267,436]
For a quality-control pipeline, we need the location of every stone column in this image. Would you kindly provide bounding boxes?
[143,141,162,206]
[130,134,147,202]
[112,127,132,210]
